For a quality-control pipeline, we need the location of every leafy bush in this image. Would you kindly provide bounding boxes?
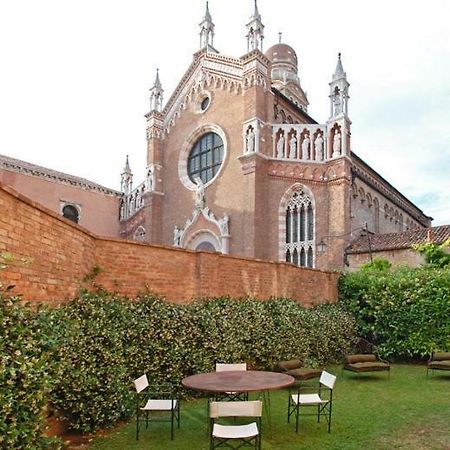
[0,294,60,449]
[339,265,450,358]
[413,240,450,268]
[49,292,136,433]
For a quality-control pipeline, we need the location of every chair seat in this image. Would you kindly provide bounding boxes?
[142,399,178,411]
[291,393,327,405]
[344,361,390,372]
[212,422,259,439]
[428,360,450,370]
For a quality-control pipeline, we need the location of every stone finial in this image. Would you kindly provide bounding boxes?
[246,0,264,52]
[149,69,164,112]
[199,1,215,49]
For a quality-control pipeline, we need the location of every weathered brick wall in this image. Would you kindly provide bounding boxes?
[347,249,424,270]
[0,185,339,305]
[0,185,96,305]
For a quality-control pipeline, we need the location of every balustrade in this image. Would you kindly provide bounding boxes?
[119,180,149,221]
[271,124,338,163]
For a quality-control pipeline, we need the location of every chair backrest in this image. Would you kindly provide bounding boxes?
[433,351,450,361]
[320,371,336,390]
[134,374,149,394]
[210,401,262,419]
[216,363,247,372]
[278,359,302,371]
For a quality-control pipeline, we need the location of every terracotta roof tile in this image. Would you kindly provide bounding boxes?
[347,225,450,253]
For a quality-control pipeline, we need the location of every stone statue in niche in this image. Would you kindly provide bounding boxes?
[246,127,255,153]
[119,199,125,220]
[146,167,154,191]
[314,133,324,160]
[276,132,285,158]
[173,225,182,246]
[289,134,297,159]
[302,134,311,159]
[333,130,341,156]
[334,95,342,116]
[218,213,229,235]
[194,177,205,209]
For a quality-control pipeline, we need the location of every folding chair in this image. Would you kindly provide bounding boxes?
[288,370,336,433]
[215,363,249,401]
[210,400,262,449]
[133,374,180,440]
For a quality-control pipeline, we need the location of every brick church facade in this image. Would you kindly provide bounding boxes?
[0,2,432,271]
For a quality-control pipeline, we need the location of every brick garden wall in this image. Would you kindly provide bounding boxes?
[0,185,338,305]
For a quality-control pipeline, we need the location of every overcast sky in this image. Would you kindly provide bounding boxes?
[1,0,449,225]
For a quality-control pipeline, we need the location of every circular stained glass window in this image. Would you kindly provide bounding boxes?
[187,132,224,184]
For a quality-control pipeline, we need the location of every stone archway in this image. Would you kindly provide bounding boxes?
[186,230,221,253]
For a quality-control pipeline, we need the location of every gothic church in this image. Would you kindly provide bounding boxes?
[0,1,431,271]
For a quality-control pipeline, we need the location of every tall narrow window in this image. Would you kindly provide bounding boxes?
[284,190,315,268]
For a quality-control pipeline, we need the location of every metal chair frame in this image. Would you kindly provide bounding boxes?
[133,374,180,441]
[287,370,336,433]
[209,400,262,450]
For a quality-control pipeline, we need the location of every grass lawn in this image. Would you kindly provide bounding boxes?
[89,364,450,449]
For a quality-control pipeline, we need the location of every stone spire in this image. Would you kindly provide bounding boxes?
[329,53,350,118]
[199,1,215,49]
[120,155,133,194]
[246,0,264,52]
[149,69,164,113]
[333,52,346,80]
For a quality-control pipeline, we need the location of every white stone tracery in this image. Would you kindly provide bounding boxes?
[279,184,315,268]
[173,206,230,254]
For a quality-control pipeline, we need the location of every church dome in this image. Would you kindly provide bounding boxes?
[265,43,298,72]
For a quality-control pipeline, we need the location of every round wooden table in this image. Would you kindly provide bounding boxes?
[182,371,294,431]
[182,370,295,393]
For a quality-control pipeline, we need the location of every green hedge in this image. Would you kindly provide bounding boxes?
[339,265,450,358]
[1,292,357,438]
[0,294,60,450]
[48,294,356,433]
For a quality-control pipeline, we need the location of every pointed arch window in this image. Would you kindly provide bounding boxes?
[284,190,315,268]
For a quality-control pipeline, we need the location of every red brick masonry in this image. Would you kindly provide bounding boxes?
[0,184,338,305]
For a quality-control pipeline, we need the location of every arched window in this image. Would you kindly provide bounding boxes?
[284,190,315,268]
[62,204,79,224]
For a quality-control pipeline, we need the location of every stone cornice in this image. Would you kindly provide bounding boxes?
[351,153,431,225]
[0,154,121,197]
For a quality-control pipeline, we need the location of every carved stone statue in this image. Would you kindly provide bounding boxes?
[173,225,182,246]
[314,134,324,160]
[246,127,255,153]
[333,130,341,156]
[218,213,229,235]
[276,133,285,158]
[194,177,205,209]
[289,135,297,159]
[302,135,310,159]
[334,95,342,116]
[146,167,154,191]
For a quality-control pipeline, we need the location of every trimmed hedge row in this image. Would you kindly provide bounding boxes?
[339,265,450,358]
[0,292,358,441]
[0,295,61,450]
[49,294,357,432]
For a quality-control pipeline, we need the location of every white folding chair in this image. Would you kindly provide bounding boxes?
[215,363,248,401]
[133,374,180,440]
[288,370,336,433]
[210,400,262,449]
